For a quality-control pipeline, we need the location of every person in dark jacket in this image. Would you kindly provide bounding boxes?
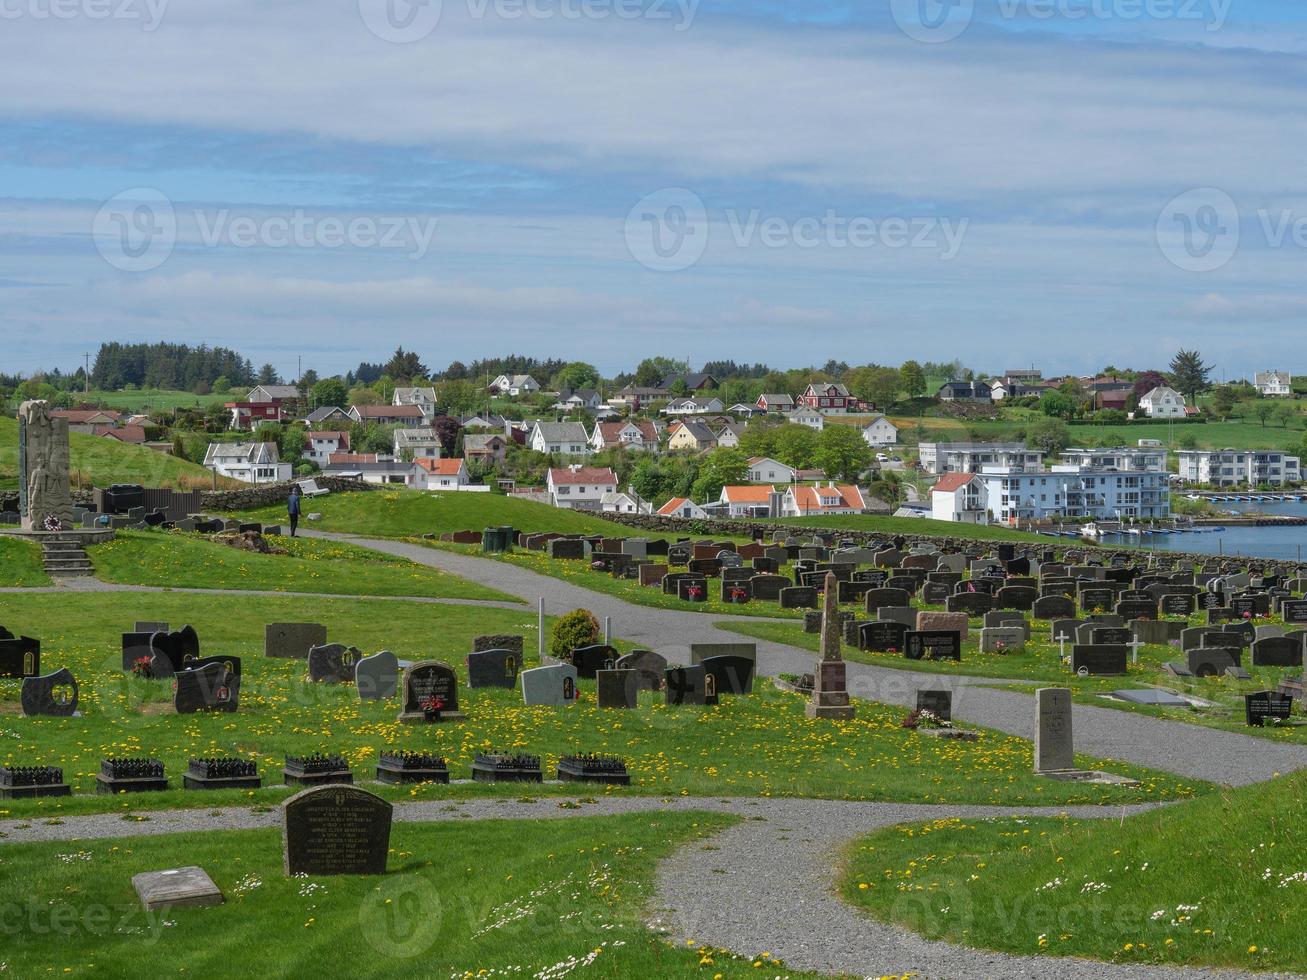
[287,485,302,537]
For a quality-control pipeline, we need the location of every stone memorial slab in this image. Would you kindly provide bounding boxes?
[147,626,200,677]
[864,588,912,612]
[1159,594,1196,617]
[132,867,224,911]
[1071,645,1128,676]
[282,785,392,876]
[905,630,962,662]
[1035,688,1074,773]
[859,620,908,653]
[916,690,952,721]
[134,621,169,635]
[1113,689,1188,707]
[1032,595,1075,621]
[399,661,463,722]
[0,634,40,680]
[995,586,1037,611]
[1252,636,1303,668]
[467,649,520,689]
[1245,690,1293,727]
[614,650,667,691]
[308,643,362,684]
[173,660,240,713]
[265,623,327,659]
[596,669,640,708]
[915,611,969,640]
[1187,648,1239,678]
[570,644,617,679]
[1116,598,1158,620]
[701,655,755,696]
[979,627,1025,653]
[20,667,78,717]
[779,586,818,609]
[521,663,578,707]
[354,650,400,701]
[665,665,708,705]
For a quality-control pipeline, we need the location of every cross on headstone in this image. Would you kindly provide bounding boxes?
[1127,637,1146,666]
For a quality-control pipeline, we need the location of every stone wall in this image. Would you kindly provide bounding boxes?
[3,475,374,515]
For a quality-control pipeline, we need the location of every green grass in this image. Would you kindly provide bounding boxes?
[79,387,233,412]
[841,771,1307,972]
[0,536,51,587]
[0,811,808,979]
[0,593,1199,819]
[237,489,646,539]
[776,514,1056,544]
[88,530,519,603]
[0,416,227,492]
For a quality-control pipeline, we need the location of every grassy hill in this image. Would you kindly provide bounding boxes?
[81,387,233,413]
[0,416,230,491]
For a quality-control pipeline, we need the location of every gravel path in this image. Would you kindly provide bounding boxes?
[319,532,1307,787]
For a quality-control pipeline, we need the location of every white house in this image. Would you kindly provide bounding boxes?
[553,389,602,412]
[930,473,988,524]
[247,384,300,404]
[861,415,899,447]
[747,457,796,484]
[714,423,744,449]
[1137,385,1187,419]
[601,489,652,514]
[788,410,825,431]
[489,374,540,397]
[719,485,780,518]
[322,459,419,486]
[306,430,350,467]
[1255,371,1293,398]
[918,442,1044,475]
[589,420,659,453]
[414,457,469,489]
[203,442,293,483]
[392,387,437,418]
[656,497,710,520]
[662,397,725,416]
[782,484,867,517]
[393,428,442,460]
[547,466,618,510]
[530,421,592,456]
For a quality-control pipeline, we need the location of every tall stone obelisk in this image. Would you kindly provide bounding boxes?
[806,572,855,720]
[18,401,75,532]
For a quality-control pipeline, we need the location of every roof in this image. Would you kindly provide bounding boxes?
[249,385,300,401]
[932,473,978,493]
[805,382,851,397]
[51,409,120,423]
[595,420,658,443]
[661,373,716,389]
[308,430,350,443]
[721,485,776,503]
[394,427,440,446]
[393,387,436,402]
[548,467,618,486]
[671,419,716,442]
[533,421,590,443]
[759,393,795,404]
[657,497,693,516]
[303,406,349,424]
[415,458,465,475]
[748,456,791,469]
[95,424,145,443]
[790,484,866,511]
[352,404,425,419]
[464,433,507,452]
[862,415,896,428]
[329,452,382,465]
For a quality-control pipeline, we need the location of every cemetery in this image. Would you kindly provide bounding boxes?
[0,404,1304,977]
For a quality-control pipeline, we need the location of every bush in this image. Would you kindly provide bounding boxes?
[550,609,601,659]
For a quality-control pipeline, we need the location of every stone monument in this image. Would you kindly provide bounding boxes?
[806,572,855,720]
[18,400,74,532]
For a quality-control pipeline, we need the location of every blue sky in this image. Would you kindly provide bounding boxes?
[1,0,1305,380]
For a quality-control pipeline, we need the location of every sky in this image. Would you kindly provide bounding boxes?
[2,0,1306,381]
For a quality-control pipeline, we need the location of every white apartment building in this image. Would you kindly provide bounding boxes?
[1058,448,1168,473]
[918,442,1045,475]
[1177,450,1302,487]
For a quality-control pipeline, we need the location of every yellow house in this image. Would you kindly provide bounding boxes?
[667,419,718,453]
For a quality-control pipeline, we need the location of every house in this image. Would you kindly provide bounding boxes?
[609,386,669,410]
[714,422,745,448]
[529,421,592,456]
[460,413,507,431]
[747,457,796,484]
[302,406,351,427]
[553,389,602,412]
[861,415,899,447]
[799,382,855,414]
[392,387,437,417]
[727,403,760,417]
[794,468,828,482]
[227,385,300,430]
[488,374,540,398]
[1137,386,1187,419]
[601,489,652,514]
[788,409,825,431]
[783,483,867,517]
[1060,448,1167,472]
[662,396,725,416]
[1094,389,1131,412]
[657,497,710,520]
[50,409,120,434]
[667,419,718,452]
[95,424,146,445]
[756,393,795,413]
[589,420,659,453]
[248,384,300,405]
[202,442,292,483]
[328,452,388,466]
[322,458,419,486]
[347,404,427,425]
[660,372,717,391]
[1003,369,1043,387]
[937,380,993,402]
[414,457,469,489]
[719,485,781,518]
[463,433,510,465]
[1255,371,1293,398]
[930,473,987,524]
[306,430,350,466]
[1177,450,1302,487]
[393,427,442,460]
[547,466,618,510]
[918,442,1045,475]
[987,381,1012,401]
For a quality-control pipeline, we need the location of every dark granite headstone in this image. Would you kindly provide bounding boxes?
[173,660,240,713]
[702,655,755,696]
[904,630,962,662]
[308,644,362,684]
[665,665,707,705]
[1070,645,1128,676]
[0,634,40,679]
[1251,636,1303,668]
[282,785,392,876]
[467,649,520,689]
[570,644,617,679]
[20,667,78,717]
[1244,691,1293,727]
[916,689,951,721]
[400,661,463,722]
[859,620,908,652]
[265,623,327,659]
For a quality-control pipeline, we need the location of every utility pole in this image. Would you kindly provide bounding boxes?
[83,353,91,395]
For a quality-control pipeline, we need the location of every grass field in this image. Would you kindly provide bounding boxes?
[88,530,518,603]
[0,536,50,587]
[0,417,231,492]
[0,811,803,980]
[0,593,1198,819]
[777,514,1054,544]
[79,388,233,412]
[841,771,1307,972]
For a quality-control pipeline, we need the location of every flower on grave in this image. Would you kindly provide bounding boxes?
[887,647,898,654]
[130,657,153,679]
[421,695,445,713]
[687,586,704,600]
[730,588,748,601]
[902,709,951,730]
[994,640,1007,652]
[42,515,64,532]
[1244,611,1253,619]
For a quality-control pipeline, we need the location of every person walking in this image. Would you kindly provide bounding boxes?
[287,484,302,537]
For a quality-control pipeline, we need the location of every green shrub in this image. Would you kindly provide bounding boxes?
[550,608,601,659]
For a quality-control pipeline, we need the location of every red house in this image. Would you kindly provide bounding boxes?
[799,383,855,413]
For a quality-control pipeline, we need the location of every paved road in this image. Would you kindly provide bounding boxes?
[309,532,1307,787]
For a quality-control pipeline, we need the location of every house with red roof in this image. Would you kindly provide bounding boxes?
[782,483,867,517]
[546,466,618,510]
[657,497,709,520]
[718,485,780,518]
[415,457,469,490]
[929,473,988,524]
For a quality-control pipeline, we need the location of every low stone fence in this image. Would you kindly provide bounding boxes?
[1,475,373,517]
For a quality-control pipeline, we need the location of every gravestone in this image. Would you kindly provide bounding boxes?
[1245,691,1293,727]
[308,644,362,684]
[665,665,708,706]
[135,621,168,634]
[20,667,78,717]
[979,627,1025,653]
[1281,600,1307,625]
[702,655,755,696]
[521,663,579,707]
[354,650,400,701]
[995,586,1037,611]
[1070,645,1128,676]
[749,575,790,601]
[1187,648,1239,678]
[265,623,328,659]
[147,626,200,677]
[467,649,520,689]
[1032,595,1075,621]
[689,643,757,668]
[1115,598,1158,620]
[905,630,962,662]
[864,588,912,612]
[780,586,818,609]
[916,690,952,722]
[1087,626,1133,646]
[1035,688,1074,773]
[614,651,666,690]
[596,669,640,709]
[638,564,668,587]
[0,633,40,679]
[399,662,463,722]
[570,644,617,679]
[808,572,855,720]
[1159,594,1196,617]
[173,660,240,713]
[17,400,75,530]
[859,620,908,653]
[282,785,392,876]
[915,611,969,641]
[132,867,224,911]
[1251,637,1302,668]
[1078,587,1117,612]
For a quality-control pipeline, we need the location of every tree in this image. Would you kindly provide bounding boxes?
[1168,349,1212,402]
[550,609,600,659]
[1133,370,1167,398]
[1274,403,1297,428]
[1210,385,1238,419]
[347,385,382,407]
[690,448,749,503]
[1027,417,1070,454]
[280,423,307,464]
[312,377,348,409]
[552,362,600,393]
[846,366,901,410]
[257,363,281,385]
[1252,401,1274,427]
[431,415,463,456]
[435,379,480,415]
[383,347,428,382]
[899,360,926,399]
[1040,391,1075,419]
[634,357,688,388]
[772,424,819,469]
[814,424,873,482]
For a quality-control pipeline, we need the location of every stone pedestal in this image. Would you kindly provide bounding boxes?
[806,660,854,720]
